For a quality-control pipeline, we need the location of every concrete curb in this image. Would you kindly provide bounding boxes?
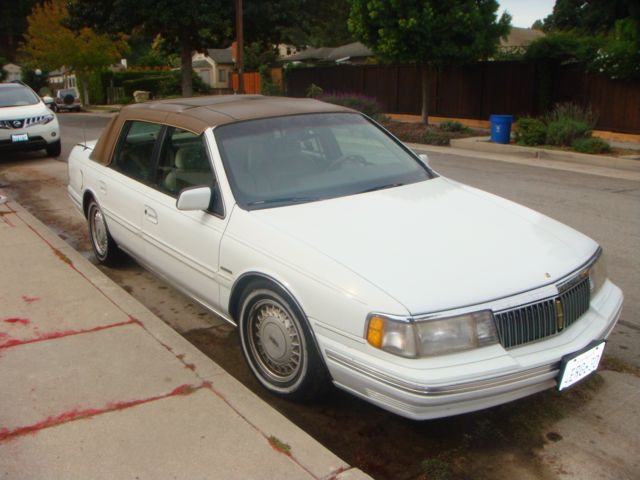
[450,136,640,173]
[6,200,369,480]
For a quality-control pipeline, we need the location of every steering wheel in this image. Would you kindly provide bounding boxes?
[326,154,371,171]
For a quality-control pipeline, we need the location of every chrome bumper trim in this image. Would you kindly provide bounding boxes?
[326,349,558,397]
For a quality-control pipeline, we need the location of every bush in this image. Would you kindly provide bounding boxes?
[421,129,452,146]
[572,137,611,154]
[544,102,597,129]
[318,92,383,120]
[306,83,323,98]
[544,102,596,146]
[439,120,470,133]
[122,75,170,96]
[546,119,591,146]
[121,70,210,97]
[515,117,546,145]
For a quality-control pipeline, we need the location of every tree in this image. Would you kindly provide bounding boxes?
[348,0,510,124]
[284,0,354,47]
[0,0,38,60]
[67,0,232,98]
[541,0,640,34]
[21,0,127,104]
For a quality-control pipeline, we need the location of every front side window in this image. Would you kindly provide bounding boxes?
[157,128,214,195]
[215,113,432,209]
[112,121,163,182]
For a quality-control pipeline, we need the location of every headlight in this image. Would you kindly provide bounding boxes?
[366,310,498,358]
[589,250,607,295]
[28,114,55,127]
[39,114,55,125]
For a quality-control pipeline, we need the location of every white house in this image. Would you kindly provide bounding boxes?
[2,63,22,82]
[192,48,234,89]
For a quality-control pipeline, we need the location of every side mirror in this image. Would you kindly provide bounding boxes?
[176,186,211,211]
[418,153,430,167]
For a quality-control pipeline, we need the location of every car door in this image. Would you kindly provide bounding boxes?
[102,120,163,260]
[141,127,228,311]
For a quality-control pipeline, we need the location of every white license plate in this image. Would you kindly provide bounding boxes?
[11,133,29,143]
[558,341,605,391]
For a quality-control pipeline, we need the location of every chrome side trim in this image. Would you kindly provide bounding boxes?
[325,349,558,396]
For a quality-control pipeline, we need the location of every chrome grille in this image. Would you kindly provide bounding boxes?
[0,116,49,129]
[494,278,591,349]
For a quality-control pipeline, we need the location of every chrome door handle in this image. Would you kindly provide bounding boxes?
[144,206,158,224]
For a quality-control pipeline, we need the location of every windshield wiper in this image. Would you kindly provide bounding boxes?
[247,196,320,206]
[359,182,405,194]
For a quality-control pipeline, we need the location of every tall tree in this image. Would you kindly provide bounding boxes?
[67,0,232,97]
[284,0,354,47]
[21,0,126,104]
[0,0,38,61]
[348,0,510,124]
[541,0,640,34]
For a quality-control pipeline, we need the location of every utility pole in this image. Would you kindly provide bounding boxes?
[235,0,244,94]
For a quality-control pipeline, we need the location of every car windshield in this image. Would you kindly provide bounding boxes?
[0,86,40,108]
[215,113,433,209]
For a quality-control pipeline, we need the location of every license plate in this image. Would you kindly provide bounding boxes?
[558,341,605,391]
[11,133,28,143]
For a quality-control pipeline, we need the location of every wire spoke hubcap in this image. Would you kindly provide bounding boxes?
[92,209,108,256]
[249,299,302,383]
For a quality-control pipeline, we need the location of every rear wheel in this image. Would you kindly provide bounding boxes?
[238,280,330,401]
[45,140,61,157]
[87,199,123,266]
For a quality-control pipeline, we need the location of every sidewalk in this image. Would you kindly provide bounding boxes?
[0,198,368,479]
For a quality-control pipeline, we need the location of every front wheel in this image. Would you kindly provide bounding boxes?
[45,140,61,157]
[238,281,330,401]
[87,199,123,266]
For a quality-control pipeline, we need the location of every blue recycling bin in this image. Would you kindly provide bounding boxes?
[490,114,513,144]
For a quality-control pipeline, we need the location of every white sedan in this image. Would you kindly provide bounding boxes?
[67,96,623,419]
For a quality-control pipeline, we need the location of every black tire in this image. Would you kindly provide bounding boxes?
[45,140,61,157]
[87,199,123,266]
[238,280,330,401]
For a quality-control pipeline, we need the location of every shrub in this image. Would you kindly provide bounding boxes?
[515,117,546,145]
[572,137,611,154]
[543,102,597,146]
[544,102,597,130]
[306,83,323,98]
[439,120,470,133]
[546,119,591,146]
[421,129,451,146]
[318,92,383,120]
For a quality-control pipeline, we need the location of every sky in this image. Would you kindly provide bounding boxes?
[498,0,556,28]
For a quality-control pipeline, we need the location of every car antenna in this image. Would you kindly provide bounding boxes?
[82,120,88,150]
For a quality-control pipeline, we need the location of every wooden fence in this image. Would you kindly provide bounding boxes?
[285,62,640,134]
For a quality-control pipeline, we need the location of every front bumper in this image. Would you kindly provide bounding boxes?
[317,280,623,420]
[0,119,60,152]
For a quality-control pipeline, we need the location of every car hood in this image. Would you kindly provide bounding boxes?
[0,102,49,120]
[249,178,597,314]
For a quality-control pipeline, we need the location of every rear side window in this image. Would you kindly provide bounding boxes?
[112,121,163,182]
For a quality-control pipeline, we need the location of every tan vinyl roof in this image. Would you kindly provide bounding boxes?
[90,95,353,165]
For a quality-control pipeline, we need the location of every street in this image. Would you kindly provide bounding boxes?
[1,113,639,480]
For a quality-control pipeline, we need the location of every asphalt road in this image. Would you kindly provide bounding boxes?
[1,113,639,479]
